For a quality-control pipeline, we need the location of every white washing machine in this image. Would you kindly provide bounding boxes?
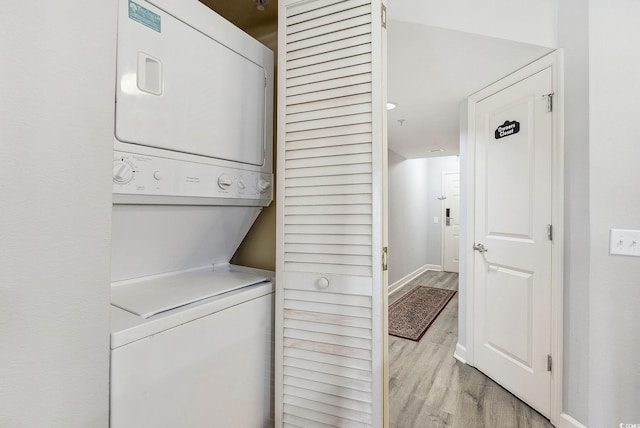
[110,266,274,427]
[109,0,274,426]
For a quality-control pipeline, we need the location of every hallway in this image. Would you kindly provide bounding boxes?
[389,271,553,428]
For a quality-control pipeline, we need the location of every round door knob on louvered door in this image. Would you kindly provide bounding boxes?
[317,277,330,290]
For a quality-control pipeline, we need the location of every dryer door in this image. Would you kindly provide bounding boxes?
[115,0,267,166]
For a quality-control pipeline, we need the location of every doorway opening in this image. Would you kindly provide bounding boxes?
[385,17,563,427]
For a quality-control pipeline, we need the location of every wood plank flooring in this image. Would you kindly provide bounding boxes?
[389,271,553,428]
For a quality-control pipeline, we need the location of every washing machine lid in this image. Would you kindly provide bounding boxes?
[111,269,268,319]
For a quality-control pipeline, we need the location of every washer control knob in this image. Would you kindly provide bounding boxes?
[238,179,246,190]
[218,175,233,190]
[257,178,271,193]
[317,277,330,290]
[113,161,134,184]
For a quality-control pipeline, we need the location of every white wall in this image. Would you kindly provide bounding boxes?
[0,2,116,426]
[387,151,430,285]
[426,156,460,267]
[557,0,591,423]
[588,1,640,425]
[387,0,558,48]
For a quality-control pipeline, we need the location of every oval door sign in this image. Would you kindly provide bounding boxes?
[495,120,520,139]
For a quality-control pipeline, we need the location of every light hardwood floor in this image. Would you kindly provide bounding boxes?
[389,271,553,428]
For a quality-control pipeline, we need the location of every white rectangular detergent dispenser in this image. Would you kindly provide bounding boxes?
[109,0,275,427]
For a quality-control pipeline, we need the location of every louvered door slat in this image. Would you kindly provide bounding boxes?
[286,94,372,115]
[287,44,372,72]
[286,73,372,97]
[284,375,372,403]
[284,311,371,330]
[286,122,372,141]
[285,194,372,207]
[287,54,372,80]
[287,144,372,161]
[286,134,372,151]
[286,0,346,20]
[284,347,371,371]
[285,396,373,425]
[287,104,372,125]
[285,225,371,236]
[284,206,372,217]
[285,184,371,196]
[287,34,371,62]
[287,24,371,52]
[286,112,373,133]
[286,173,372,186]
[277,0,386,426]
[287,82,372,106]
[283,320,372,340]
[284,385,372,412]
[284,233,372,245]
[284,243,372,256]
[287,13,371,45]
[287,0,370,32]
[285,214,371,225]
[284,405,369,428]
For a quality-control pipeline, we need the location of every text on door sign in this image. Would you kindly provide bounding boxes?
[495,120,520,139]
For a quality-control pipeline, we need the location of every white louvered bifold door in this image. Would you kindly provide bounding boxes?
[276,0,388,427]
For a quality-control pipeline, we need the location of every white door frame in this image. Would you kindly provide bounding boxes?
[440,170,460,272]
[463,50,564,426]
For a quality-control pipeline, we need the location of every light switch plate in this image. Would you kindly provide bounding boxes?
[610,229,640,257]
[434,217,439,224]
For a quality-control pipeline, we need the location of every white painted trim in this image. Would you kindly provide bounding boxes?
[550,49,566,428]
[558,413,587,428]
[387,263,442,296]
[388,264,428,295]
[453,343,467,364]
[464,50,564,426]
[370,1,388,426]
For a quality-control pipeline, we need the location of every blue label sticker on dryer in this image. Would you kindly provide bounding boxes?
[128,0,161,33]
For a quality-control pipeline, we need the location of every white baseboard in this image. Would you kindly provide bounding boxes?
[558,413,586,428]
[388,264,443,296]
[453,343,467,364]
[389,264,429,295]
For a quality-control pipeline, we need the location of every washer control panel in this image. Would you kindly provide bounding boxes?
[113,151,272,203]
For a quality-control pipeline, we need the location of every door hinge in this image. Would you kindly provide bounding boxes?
[542,93,554,112]
[547,224,553,241]
[547,355,553,372]
[381,4,387,28]
[382,246,388,271]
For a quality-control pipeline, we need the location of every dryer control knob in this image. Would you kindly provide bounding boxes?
[257,178,271,193]
[113,161,134,184]
[218,175,233,190]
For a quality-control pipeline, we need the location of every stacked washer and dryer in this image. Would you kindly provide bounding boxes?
[109,0,274,426]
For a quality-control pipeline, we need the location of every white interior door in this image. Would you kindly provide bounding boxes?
[276,1,388,426]
[473,66,553,417]
[442,172,460,273]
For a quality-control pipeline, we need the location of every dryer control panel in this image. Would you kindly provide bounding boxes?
[113,151,272,206]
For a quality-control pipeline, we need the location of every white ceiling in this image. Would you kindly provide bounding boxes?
[387,20,553,159]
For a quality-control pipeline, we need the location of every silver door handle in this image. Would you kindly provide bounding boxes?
[473,243,488,253]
